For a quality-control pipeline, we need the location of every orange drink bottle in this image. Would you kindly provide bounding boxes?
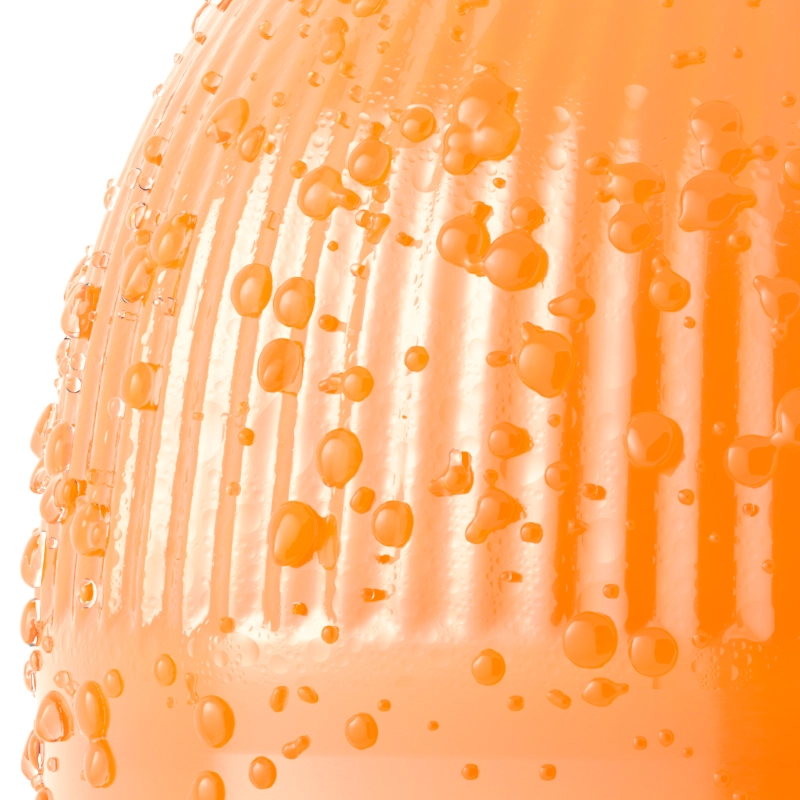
[20,0,800,797]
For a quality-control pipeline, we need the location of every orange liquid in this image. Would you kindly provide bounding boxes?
[20,0,800,797]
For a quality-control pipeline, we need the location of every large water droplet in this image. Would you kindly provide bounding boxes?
[471,649,506,685]
[315,428,363,488]
[273,277,315,329]
[563,612,618,668]
[34,692,73,742]
[257,339,304,394]
[231,263,272,318]
[372,500,414,548]
[194,695,235,748]
[344,713,379,749]
[629,628,678,677]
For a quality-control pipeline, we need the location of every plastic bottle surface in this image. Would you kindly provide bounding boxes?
[19,0,800,798]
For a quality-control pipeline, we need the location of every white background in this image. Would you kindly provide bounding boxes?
[0,0,198,791]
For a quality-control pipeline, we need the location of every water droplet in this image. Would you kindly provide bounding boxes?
[298,166,361,220]
[298,686,319,704]
[350,486,376,514]
[546,689,571,710]
[356,210,391,242]
[471,649,506,685]
[377,699,391,712]
[74,681,109,740]
[273,277,315,329]
[603,583,620,599]
[345,713,378,749]
[269,501,328,567]
[461,763,480,780]
[742,502,759,516]
[629,627,678,677]
[682,747,694,758]
[678,488,695,505]
[270,686,289,712]
[633,735,647,750]
[272,91,287,107]
[483,228,549,291]
[257,339,304,394]
[429,449,474,496]
[318,366,374,401]
[154,655,177,687]
[520,522,543,544]
[84,739,115,788]
[20,532,43,587]
[150,211,197,269]
[466,473,523,544]
[545,461,572,491]
[120,362,159,410]
[436,202,493,274]
[563,612,618,668]
[548,289,596,322]
[714,771,732,788]
[511,323,575,398]
[188,771,225,800]
[361,588,387,602]
[404,346,429,372]
[206,98,249,145]
[70,503,109,556]
[315,428,363,488]
[194,695,235,748]
[239,125,267,162]
[78,580,97,608]
[230,263,272,318]
[733,45,743,58]
[487,422,532,460]
[201,71,223,94]
[753,275,800,341]
[143,135,166,166]
[372,500,414,547]
[443,68,521,175]
[322,625,340,644]
[670,47,707,69]
[319,17,348,63]
[348,123,392,186]
[103,670,123,699]
[507,695,524,711]
[291,160,308,179]
[623,412,683,470]
[292,602,307,616]
[428,720,439,731]
[762,559,775,574]
[649,256,691,312]
[249,757,277,789]
[238,428,255,446]
[399,106,436,142]
[35,692,74,742]
[659,729,675,747]
[582,678,629,707]
[540,764,557,781]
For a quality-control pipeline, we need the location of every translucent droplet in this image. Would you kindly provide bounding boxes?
[103,670,124,699]
[321,625,340,644]
[297,166,361,220]
[201,71,223,93]
[249,757,277,789]
[231,263,272,318]
[282,735,311,759]
[188,771,225,800]
[633,735,647,750]
[623,412,683,470]
[581,678,629,707]
[150,211,197,269]
[714,771,732,788]
[466,475,523,544]
[471,649,506,685]
[78,580,97,608]
[650,256,691,312]
[377,699,391,712]
[143,135,166,166]
[629,627,678,677]
[273,277,315,329]
[428,720,439,731]
[205,98,249,145]
[548,289,596,322]
[270,686,289,712]
[74,681,109,740]
[659,729,675,747]
[507,695,524,711]
[70,503,109,556]
[603,583,620,599]
[344,713,379,749]
[545,461,572,491]
[511,323,575,398]
[372,500,414,548]
[84,739,115,788]
[154,655,177,687]
[520,522,543,543]
[563,612,618,668]
[399,106,436,142]
[315,428,363,488]
[194,695,235,748]
[257,339,304,394]
[436,202,492,274]
[298,686,319,704]
[239,125,266,162]
[269,501,328,567]
[442,68,521,175]
[348,122,392,186]
[461,763,479,780]
[670,47,707,69]
[429,449,474,496]
[35,692,74,742]
[405,346,429,372]
[350,486,376,514]
[546,689,571,710]
[678,488,695,505]
[318,366,374,402]
[120,362,159,410]
[753,275,800,341]
[539,764,557,781]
